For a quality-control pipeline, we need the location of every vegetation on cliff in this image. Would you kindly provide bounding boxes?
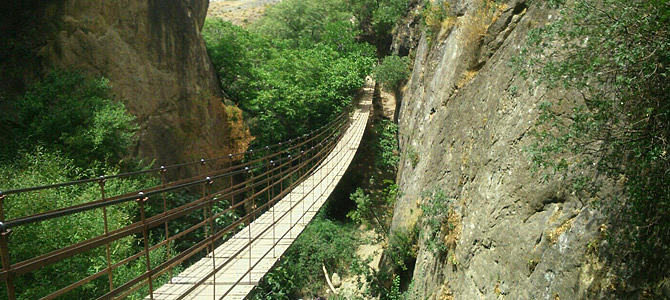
[518,0,670,288]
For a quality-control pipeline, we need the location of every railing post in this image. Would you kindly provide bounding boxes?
[301,150,306,225]
[310,146,315,214]
[288,154,293,239]
[228,154,233,205]
[270,160,276,258]
[0,192,16,300]
[202,177,211,255]
[200,160,211,256]
[98,177,115,292]
[245,167,252,284]
[205,177,215,300]
[137,192,154,300]
[159,166,173,283]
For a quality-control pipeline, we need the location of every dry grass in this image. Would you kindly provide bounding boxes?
[458,0,508,47]
[457,69,479,88]
[223,103,254,154]
[424,0,451,33]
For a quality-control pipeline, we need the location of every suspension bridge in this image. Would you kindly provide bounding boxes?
[0,86,372,299]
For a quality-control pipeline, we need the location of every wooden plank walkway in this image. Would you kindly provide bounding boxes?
[150,94,371,300]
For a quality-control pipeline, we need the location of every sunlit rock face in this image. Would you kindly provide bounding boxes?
[391,1,617,298]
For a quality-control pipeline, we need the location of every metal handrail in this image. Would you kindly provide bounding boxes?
[0,101,358,300]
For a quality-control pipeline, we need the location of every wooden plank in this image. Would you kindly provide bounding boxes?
[150,97,371,300]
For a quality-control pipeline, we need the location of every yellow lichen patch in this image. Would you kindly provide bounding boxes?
[548,218,574,245]
[442,209,462,249]
[494,280,502,296]
[457,69,479,88]
[439,282,455,300]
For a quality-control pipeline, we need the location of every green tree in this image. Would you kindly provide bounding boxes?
[372,55,411,91]
[203,16,375,146]
[250,0,352,45]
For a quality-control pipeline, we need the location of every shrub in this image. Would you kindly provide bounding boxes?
[4,69,137,171]
[373,55,411,92]
[458,0,505,47]
[376,120,400,169]
[348,179,398,237]
[386,228,418,272]
[420,189,451,255]
[422,0,454,41]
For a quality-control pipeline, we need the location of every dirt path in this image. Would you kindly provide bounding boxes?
[207,0,280,26]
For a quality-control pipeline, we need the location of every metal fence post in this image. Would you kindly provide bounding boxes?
[0,192,16,300]
[159,166,173,283]
[137,192,154,300]
[98,177,115,291]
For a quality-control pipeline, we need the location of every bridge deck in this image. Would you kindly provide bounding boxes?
[151,95,371,299]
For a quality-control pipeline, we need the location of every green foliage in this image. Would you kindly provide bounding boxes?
[386,228,418,272]
[517,0,670,278]
[1,70,137,171]
[348,0,409,38]
[372,55,411,91]
[250,0,352,45]
[348,180,398,237]
[420,189,451,254]
[372,0,410,35]
[204,16,375,145]
[252,217,358,299]
[202,19,266,108]
[0,149,157,299]
[376,120,400,169]
[405,144,420,167]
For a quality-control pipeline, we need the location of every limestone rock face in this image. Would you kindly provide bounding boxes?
[2,1,244,174]
[391,1,616,299]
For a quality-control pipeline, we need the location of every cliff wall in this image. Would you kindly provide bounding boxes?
[391,1,617,298]
[1,1,245,172]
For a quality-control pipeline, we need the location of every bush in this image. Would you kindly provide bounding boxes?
[2,70,137,171]
[376,120,400,169]
[422,0,452,38]
[420,189,451,255]
[348,179,398,237]
[386,228,418,273]
[372,55,411,92]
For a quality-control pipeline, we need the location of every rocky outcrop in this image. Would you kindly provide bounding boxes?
[391,1,619,299]
[1,0,246,174]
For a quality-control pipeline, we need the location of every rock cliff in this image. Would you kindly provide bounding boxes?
[391,0,621,298]
[1,1,247,173]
